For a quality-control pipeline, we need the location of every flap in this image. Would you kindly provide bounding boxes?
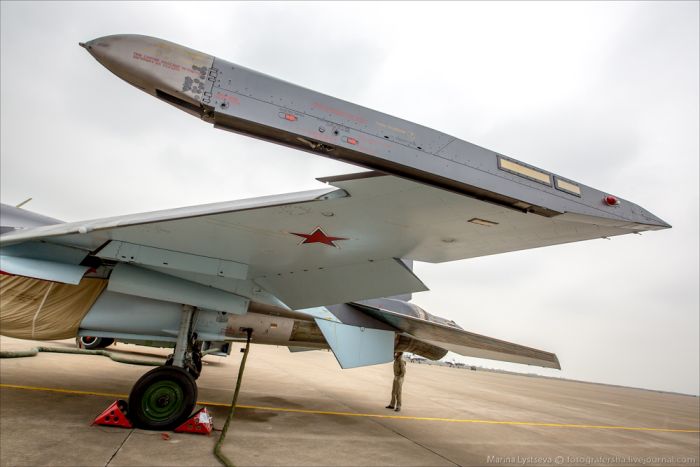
[0,255,89,285]
[256,258,427,310]
[98,241,249,280]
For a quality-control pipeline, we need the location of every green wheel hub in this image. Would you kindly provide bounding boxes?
[129,365,197,430]
[141,380,184,422]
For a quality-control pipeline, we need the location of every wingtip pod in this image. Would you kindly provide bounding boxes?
[80,34,214,113]
[79,35,670,238]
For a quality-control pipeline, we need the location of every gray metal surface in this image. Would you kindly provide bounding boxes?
[351,302,560,369]
[0,203,63,234]
[107,263,249,314]
[256,258,427,310]
[0,186,340,248]
[0,34,673,374]
[171,304,195,367]
[80,34,670,231]
[0,256,89,285]
[1,241,88,264]
[314,318,394,369]
[0,174,659,278]
[98,240,249,280]
[0,173,666,311]
[80,291,234,343]
[357,298,462,329]
[326,303,396,331]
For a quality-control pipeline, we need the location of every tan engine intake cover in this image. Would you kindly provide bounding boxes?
[0,275,106,340]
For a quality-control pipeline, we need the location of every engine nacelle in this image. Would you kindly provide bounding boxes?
[356,297,463,330]
[395,335,448,361]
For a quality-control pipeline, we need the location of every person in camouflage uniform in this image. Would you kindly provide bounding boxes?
[386,352,406,412]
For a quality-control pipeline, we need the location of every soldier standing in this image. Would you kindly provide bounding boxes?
[386,352,406,412]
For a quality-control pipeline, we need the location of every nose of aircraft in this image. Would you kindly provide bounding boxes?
[80,34,214,108]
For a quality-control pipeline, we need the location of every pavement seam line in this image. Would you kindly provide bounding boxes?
[104,427,134,467]
[367,415,462,466]
[2,383,698,434]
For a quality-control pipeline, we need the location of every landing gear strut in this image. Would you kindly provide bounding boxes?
[165,342,203,379]
[128,304,200,430]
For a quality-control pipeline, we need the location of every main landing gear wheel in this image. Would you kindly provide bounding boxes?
[128,366,198,430]
[76,336,114,349]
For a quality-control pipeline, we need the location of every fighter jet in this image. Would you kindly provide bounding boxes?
[0,34,669,431]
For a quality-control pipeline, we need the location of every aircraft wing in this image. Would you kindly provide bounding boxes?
[0,172,656,309]
[349,302,560,369]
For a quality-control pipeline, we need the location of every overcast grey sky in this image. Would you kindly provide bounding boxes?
[1,1,698,395]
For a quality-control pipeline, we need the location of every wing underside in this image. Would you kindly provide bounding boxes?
[0,172,653,310]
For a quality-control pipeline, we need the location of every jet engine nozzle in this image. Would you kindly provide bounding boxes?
[81,34,214,112]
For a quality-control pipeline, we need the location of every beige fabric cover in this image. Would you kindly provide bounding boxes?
[0,275,107,340]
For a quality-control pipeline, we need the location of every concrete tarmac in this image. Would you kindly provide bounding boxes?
[1,336,698,467]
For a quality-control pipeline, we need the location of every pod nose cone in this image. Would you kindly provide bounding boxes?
[79,38,101,55]
[80,34,214,107]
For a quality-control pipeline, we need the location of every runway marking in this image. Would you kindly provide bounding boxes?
[2,383,698,434]
[1,383,127,399]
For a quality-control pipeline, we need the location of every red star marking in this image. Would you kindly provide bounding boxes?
[291,228,348,247]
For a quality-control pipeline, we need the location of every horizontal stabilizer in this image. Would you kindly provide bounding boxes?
[314,318,394,369]
[351,303,560,369]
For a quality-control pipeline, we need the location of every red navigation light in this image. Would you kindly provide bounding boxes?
[284,113,297,122]
[346,137,358,145]
[604,195,620,206]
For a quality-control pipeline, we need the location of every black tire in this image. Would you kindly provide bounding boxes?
[128,366,197,430]
[77,336,114,349]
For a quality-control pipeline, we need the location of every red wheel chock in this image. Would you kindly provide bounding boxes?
[93,400,133,428]
[175,408,213,435]
[92,401,211,434]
